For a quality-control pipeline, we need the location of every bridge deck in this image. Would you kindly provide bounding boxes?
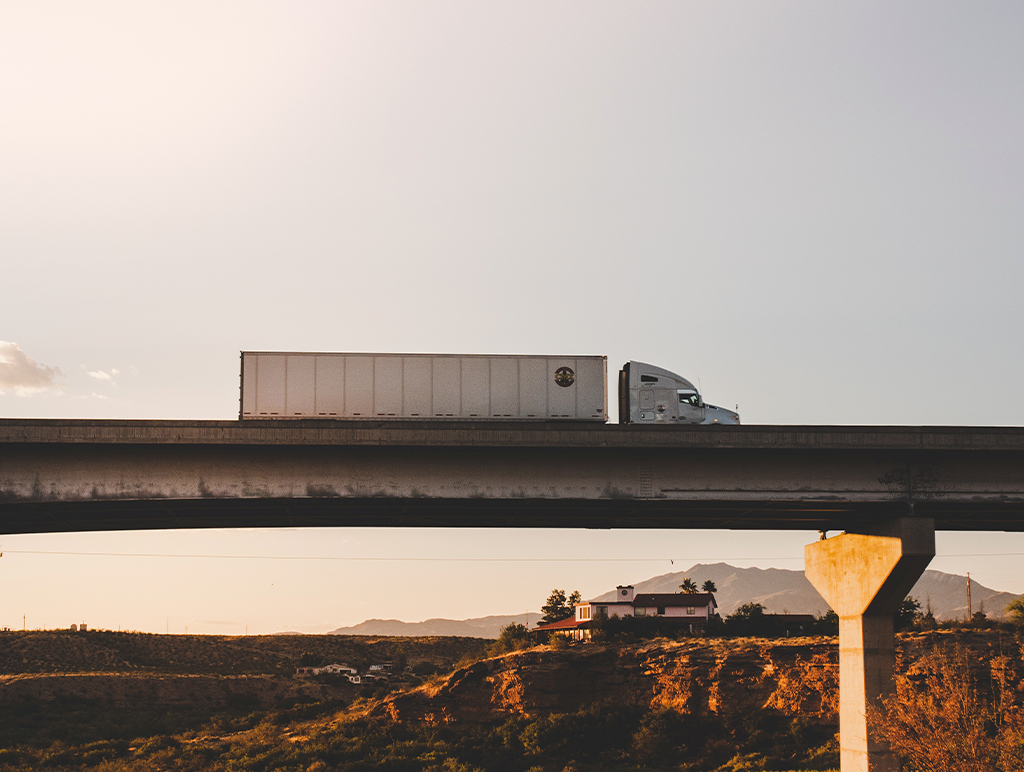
[4,418,1024,449]
[2,420,1023,534]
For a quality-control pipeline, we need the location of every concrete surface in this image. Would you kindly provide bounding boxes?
[2,420,1024,534]
[806,519,936,772]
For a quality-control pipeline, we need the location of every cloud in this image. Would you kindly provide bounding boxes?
[0,341,62,395]
[87,370,114,382]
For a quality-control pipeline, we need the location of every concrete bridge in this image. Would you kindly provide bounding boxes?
[1,419,1023,533]
[3,418,1024,771]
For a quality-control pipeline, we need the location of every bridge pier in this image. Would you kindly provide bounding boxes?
[805,518,935,772]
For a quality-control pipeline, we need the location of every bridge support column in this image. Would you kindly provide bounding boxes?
[805,518,935,772]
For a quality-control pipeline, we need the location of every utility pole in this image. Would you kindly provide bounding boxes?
[967,572,972,620]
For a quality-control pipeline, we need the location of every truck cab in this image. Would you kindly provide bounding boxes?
[618,361,740,425]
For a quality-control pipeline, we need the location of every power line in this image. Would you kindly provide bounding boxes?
[2,549,800,562]
[4,549,1024,562]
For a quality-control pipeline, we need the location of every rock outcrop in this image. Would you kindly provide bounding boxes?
[373,636,840,726]
[372,630,1024,729]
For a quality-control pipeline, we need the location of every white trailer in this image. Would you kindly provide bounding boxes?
[240,352,608,421]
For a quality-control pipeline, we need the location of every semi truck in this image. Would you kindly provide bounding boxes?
[239,352,739,425]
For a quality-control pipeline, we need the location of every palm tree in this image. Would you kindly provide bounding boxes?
[702,580,717,593]
[679,578,698,594]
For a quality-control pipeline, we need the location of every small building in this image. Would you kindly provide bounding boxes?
[295,663,358,677]
[534,615,593,641]
[536,585,719,641]
[766,613,818,636]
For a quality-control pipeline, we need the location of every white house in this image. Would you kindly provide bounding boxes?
[295,663,358,677]
[536,585,718,640]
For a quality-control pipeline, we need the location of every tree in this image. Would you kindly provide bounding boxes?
[1007,597,1024,626]
[917,596,938,630]
[724,602,767,636]
[299,651,319,666]
[679,578,698,594]
[567,590,582,610]
[540,589,577,624]
[817,609,839,635]
[896,596,921,632]
[729,602,765,621]
[701,580,717,593]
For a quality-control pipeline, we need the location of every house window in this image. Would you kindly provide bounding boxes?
[580,607,590,620]
[635,607,646,617]
[657,606,665,615]
[596,606,608,619]
[687,606,695,615]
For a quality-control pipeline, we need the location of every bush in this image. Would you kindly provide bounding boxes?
[589,613,698,642]
[548,633,570,650]
[487,624,533,656]
[1007,597,1024,626]
[872,645,1024,771]
[412,661,442,676]
[520,701,641,760]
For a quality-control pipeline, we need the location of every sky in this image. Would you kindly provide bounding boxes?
[2,2,1023,634]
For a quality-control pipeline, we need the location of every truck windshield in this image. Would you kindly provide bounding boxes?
[678,392,699,406]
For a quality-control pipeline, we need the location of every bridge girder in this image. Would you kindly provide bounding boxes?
[2,420,1024,534]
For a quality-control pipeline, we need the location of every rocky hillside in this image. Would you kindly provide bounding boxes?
[0,629,1019,771]
[372,630,1024,729]
[373,636,838,727]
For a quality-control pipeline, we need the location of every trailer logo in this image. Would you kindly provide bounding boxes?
[554,367,575,387]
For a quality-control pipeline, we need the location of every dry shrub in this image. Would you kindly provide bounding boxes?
[871,643,1024,772]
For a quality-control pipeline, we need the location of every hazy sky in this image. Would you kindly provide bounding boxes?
[2,2,1023,634]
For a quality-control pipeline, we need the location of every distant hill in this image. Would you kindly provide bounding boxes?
[317,565,1020,639]
[328,613,539,639]
[592,563,1021,621]
[592,563,830,617]
[0,631,486,675]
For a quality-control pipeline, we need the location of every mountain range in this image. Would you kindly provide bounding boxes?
[327,563,1021,639]
[591,563,1020,620]
[327,614,539,639]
